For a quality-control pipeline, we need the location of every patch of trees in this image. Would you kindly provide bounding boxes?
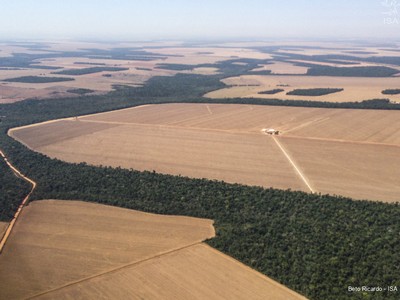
[382,89,400,95]
[0,158,31,221]
[3,76,74,83]
[287,88,344,96]
[73,62,106,66]
[81,47,174,61]
[155,63,198,71]
[113,74,226,98]
[344,50,377,55]
[53,67,128,76]
[136,67,152,71]
[364,56,400,66]
[155,59,272,78]
[306,66,398,77]
[0,53,61,69]
[258,89,284,94]
[66,88,94,95]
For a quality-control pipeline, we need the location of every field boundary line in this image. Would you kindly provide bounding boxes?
[271,136,315,193]
[202,244,308,299]
[0,149,36,254]
[75,118,263,136]
[206,104,213,114]
[27,241,206,299]
[282,134,400,148]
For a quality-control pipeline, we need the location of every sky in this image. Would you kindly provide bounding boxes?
[0,0,398,41]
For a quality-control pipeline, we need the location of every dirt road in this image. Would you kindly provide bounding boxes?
[0,149,36,253]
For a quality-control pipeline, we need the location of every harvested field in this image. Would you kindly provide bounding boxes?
[252,61,308,74]
[10,103,400,202]
[36,243,306,300]
[278,137,400,201]
[0,222,8,239]
[205,74,400,102]
[0,84,65,104]
[0,200,215,299]
[13,120,307,191]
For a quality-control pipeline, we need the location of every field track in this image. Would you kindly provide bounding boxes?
[0,149,36,253]
[28,241,205,299]
[271,136,315,193]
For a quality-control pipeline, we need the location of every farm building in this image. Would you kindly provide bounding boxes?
[264,128,280,135]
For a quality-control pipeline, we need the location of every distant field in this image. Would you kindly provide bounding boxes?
[205,75,400,102]
[10,103,400,202]
[252,61,308,74]
[2,41,400,103]
[0,200,215,299]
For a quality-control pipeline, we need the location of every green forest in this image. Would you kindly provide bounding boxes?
[0,158,31,220]
[66,88,95,95]
[3,76,74,83]
[0,60,399,300]
[53,66,129,76]
[287,88,344,96]
[382,89,400,95]
[258,88,284,94]
[306,66,399,77]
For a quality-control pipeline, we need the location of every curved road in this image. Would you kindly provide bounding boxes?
[0,149,36,254]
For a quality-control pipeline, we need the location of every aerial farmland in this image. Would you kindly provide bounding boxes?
[1,36,400,300]
[10,103,400,202]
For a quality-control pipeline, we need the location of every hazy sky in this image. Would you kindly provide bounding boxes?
[0,0,398,41]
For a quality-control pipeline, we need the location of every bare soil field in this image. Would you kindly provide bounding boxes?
[12,119,307,191]
[278,136,400,201]
[253,61,309,74]
[0,222,8,239]
[10,103,400,202]
[0,200,215,299]
[0,84,66,103]
[205,74,400,102]
[36,243,306,300]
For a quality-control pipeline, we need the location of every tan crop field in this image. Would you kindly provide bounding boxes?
[36,243,306,300]
[279,137,400,201]
[0,222,7,239]
[0,200,215,299]
[253,61,309,74]
[10,103,400,202]
[205,75,400,102]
